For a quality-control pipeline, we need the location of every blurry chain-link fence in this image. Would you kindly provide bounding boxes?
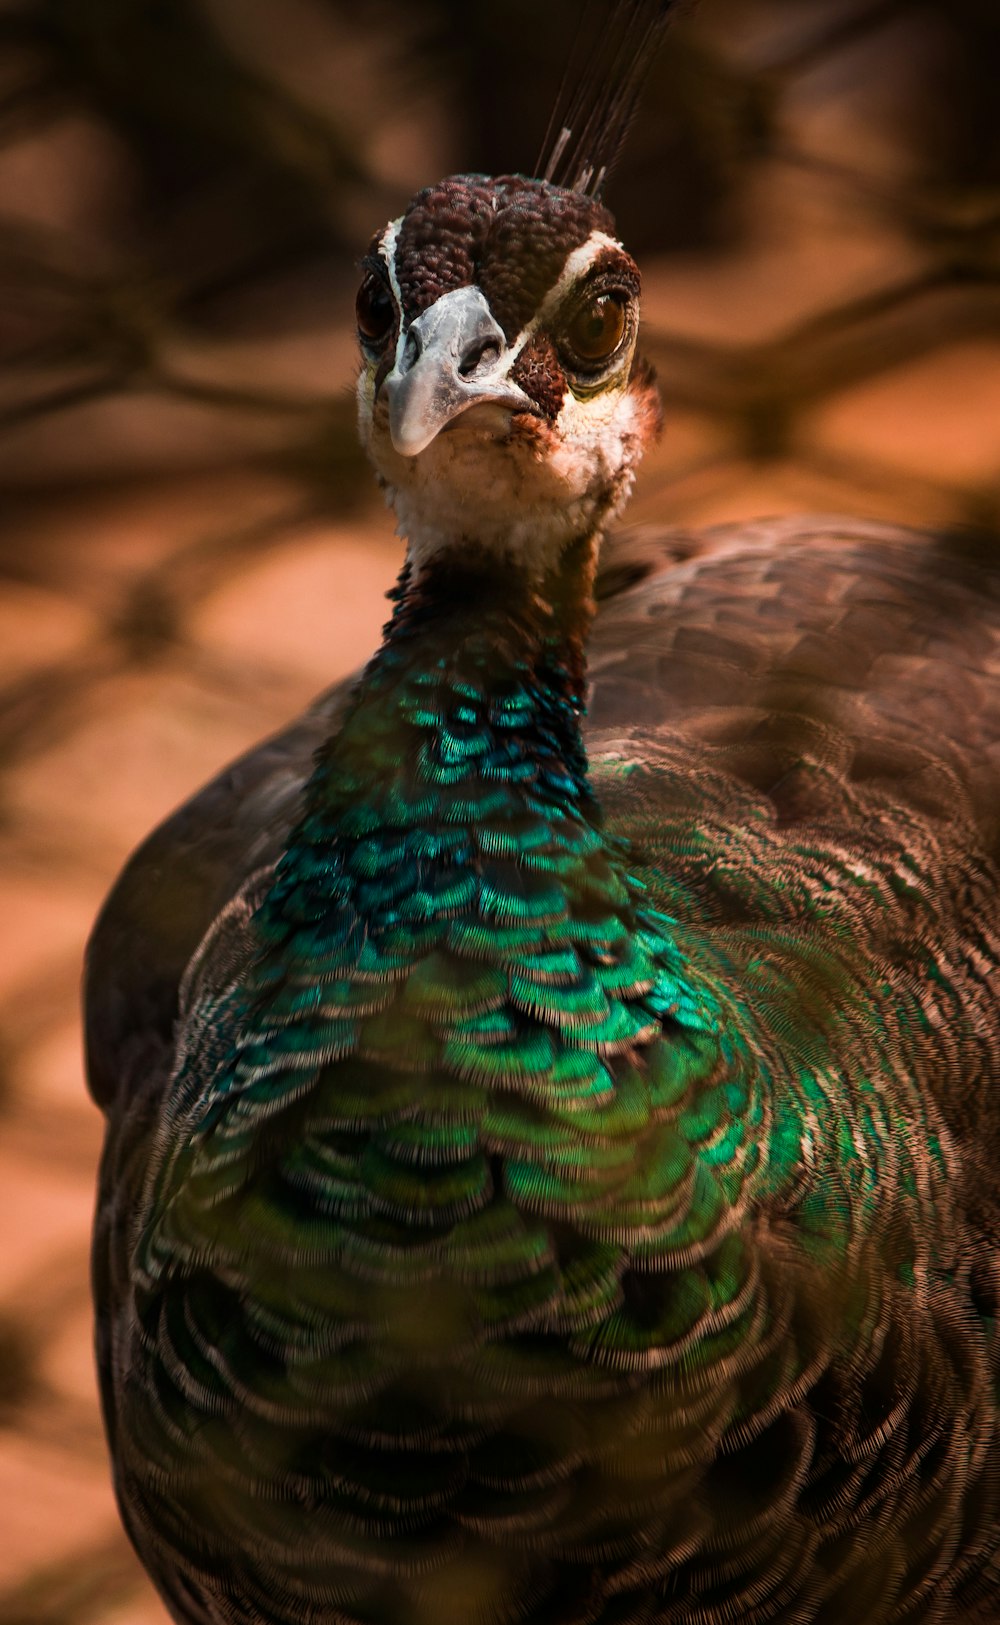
[0,1,998,1620]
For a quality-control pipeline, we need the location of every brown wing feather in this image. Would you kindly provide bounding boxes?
[590,514,1000,1244]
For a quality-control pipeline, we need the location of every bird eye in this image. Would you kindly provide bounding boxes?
[563,292,628,369]
[356,272,394,346]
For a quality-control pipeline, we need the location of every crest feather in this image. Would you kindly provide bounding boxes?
[536,0,682,198]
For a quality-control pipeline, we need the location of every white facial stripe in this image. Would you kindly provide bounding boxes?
[386,373,646,581]
[505,229,625,365]
[377,215,407,371]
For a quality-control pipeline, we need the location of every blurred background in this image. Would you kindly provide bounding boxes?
[0,0,998,1618]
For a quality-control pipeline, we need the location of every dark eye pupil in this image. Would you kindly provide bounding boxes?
[356,274,393,343]
[567,293,627,365]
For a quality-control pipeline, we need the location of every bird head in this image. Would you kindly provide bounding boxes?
[355,173,662,578]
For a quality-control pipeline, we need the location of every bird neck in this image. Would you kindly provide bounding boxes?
[250,525,697,1068]
[308,534,602,838]
[392,532,601,694]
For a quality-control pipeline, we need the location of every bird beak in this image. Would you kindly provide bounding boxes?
[384,286,533,457]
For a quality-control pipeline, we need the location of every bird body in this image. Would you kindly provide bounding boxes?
[87,159,1000,1625]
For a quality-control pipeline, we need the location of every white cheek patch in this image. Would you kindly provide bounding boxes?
[382,376,645,579]
[546,379,645,520]
[552,379,635,469]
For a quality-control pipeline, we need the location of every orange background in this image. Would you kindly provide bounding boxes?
[0,1,998,1618]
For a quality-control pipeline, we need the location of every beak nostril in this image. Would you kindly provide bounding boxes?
[384,288,529,455]
[459,339,501,379]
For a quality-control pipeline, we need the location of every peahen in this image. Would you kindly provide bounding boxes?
[85,4,1000,1621]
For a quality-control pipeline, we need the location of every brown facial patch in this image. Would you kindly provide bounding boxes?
[393,175,616,339]
[510,332,567,421]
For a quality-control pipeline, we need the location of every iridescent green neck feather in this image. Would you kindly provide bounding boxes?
[174,539,748,1221]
